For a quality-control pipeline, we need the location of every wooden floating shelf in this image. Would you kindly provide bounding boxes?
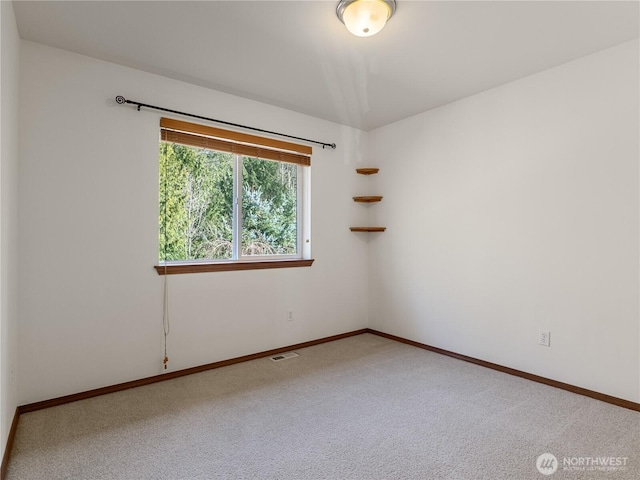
[353,196,383,203]
[350,227,386,232]
[352,168,384,233]
[356,168,379,175]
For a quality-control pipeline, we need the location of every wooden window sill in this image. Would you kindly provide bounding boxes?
[154,259,314,275]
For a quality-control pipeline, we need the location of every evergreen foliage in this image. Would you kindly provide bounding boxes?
[159,143,297,261]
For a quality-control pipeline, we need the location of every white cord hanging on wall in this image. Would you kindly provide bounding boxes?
[162,141,170,370]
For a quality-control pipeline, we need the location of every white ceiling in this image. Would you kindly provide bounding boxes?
[13,1,640,131]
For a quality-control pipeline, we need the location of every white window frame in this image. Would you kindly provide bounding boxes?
[157,117,313,274]
[159,149,309,266]
[232,154,304,262]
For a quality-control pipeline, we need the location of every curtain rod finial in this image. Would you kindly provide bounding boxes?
[115,95,126,105]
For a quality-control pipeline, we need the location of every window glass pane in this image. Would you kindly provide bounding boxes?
[242,157,298,256]
[159,143,234,261]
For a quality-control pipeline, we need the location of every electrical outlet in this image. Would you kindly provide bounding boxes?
[287,309,294,322]
[539,330,550,347]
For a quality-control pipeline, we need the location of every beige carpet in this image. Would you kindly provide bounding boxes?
[7,333,640,479]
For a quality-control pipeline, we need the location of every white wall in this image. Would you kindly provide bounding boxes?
[369,40,640,403]
[18,41,369,405]
[0,0,20,456]
[16,34,640,407]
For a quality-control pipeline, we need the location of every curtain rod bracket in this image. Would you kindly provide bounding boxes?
[115,95,336,150]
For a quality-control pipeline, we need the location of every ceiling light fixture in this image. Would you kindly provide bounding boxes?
[336,0,396,37]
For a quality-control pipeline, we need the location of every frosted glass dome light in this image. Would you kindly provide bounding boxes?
[336,0,396,37]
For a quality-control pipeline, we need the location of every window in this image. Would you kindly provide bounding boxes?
[156,118,313,274]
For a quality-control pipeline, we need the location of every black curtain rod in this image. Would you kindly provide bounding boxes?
[115,96,337,150]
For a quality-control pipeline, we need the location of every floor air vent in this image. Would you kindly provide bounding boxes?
[270,352,299,362]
